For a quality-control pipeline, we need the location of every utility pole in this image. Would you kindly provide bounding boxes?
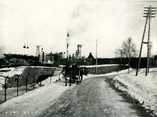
[16,78,19,96]
[95,39,98,74]
[41,48,45,65]
[26,73,29,93]
[4,78,7,101]
[66,32,70,62]
[136,5,156,76]
[15,75,19,96]
[36,45,41,62]
[128,38,131,73]
[120,48,123,66]
[23,43,29,55]
[26,78,28,93]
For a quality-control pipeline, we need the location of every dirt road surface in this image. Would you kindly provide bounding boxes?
[39,76,149,117]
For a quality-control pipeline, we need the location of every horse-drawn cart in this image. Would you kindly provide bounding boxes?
[61,64,88,86]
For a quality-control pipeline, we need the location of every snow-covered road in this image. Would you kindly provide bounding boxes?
[0,80,71,117]
[38,77,148,117]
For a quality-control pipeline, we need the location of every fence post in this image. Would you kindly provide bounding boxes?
[4,78,7,101]
[26,77,28,93]
[16,76,19,96]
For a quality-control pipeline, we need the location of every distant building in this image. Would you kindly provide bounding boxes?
[75,44,82,59]
[45,52,54,64]
[39,48,45,64]
[36,45,41,57]
[86,52,95,65]
[43,52,64,65]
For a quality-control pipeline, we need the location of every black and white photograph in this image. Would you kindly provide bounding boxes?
[0,0,157,117]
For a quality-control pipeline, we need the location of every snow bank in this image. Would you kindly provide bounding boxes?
[82,69,129,79]
[81,64,118,68]
[0,66,25,78]
[0,66,56,88]
[0,67,26,90]
[85,65,128,74]
[0,67,129,117]
[112,68,157,116]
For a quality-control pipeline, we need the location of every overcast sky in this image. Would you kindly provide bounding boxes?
[0,0,157,57]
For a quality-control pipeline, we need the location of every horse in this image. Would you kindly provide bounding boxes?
[61,64,88,86]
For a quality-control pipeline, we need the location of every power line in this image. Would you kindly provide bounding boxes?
[66,32,70,62]
[136,5,156,76]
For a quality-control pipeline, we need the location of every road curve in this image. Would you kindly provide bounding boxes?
[39,76,149,117]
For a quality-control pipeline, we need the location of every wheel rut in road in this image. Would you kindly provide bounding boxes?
[38,77,151,117]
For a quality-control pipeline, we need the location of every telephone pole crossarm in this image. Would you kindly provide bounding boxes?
[136,5,156,76]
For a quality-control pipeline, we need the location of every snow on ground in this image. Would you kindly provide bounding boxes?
[0,66,56,89]
[81,64,118,68]
[40,77,145,117]
[0,67,129,117]
[0,77,5,86]
[0,69,73,117]
[0,66,26,77]
[0,67,26,90]
[112,68,157,116]
[83,68,129,79]
[59,64,118,68]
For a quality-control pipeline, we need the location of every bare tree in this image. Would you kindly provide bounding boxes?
[115,37,137,58]
[122,37,137,58]
[115,48,125,58]
[115,37,137,71]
